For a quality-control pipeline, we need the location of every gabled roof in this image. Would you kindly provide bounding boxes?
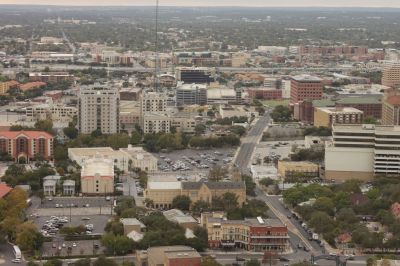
[0,131,53,139]
[0,183,12,199]
[181,181,245,190]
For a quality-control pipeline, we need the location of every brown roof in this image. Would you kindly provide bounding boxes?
[20,82,46,91]
[386,95,400,106]
[0,183,12,199]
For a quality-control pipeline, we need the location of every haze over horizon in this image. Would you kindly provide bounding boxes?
[0,0,400,8]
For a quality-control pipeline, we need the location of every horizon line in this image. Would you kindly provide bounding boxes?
[1,4,400,9]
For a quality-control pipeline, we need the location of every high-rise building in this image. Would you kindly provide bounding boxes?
[176,83,207,106]
[382,94,400,125]
[290,75,323,105]
[78,85,120,134]
[325,124,400,181]
[382,61,400,88]
[140,92,167,115]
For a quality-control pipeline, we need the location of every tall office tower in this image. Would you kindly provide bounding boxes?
[78,85,120,134]
[290,74,323,105]
[382,61,400,88]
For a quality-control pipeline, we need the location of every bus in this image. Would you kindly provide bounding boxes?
[13,245,22,260]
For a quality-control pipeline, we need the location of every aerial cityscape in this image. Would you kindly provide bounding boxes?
[2,2,400,266]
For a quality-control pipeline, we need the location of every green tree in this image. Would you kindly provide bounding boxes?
[172,195,192,211]
[131,131,142,145]
[209,165,227,181]
[73,259,91,266]
[363,116,377,124]
[54,145,68,161]
[92,256,118,266]
[201,256,222,266]
[270,105,292,122]
[63,126,78,139]
[101,233,134,255]
[105,220,124,235]
[34,119,54,134]
[16,222,44,252]
[195,124,206,135]
[313,197,335,215]
[245,259,261,266]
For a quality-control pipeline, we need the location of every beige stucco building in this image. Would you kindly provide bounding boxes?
[81,155,114,195]
[382,61,400,88]
[277,161,320,180]
[314,107,363,128]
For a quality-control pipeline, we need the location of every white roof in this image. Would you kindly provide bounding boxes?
[147,181,181,190]
[127,230,144,242]
[292,74,322,82]
[43,180,57,186]
[207,88,236,99]
[81,155,114,176]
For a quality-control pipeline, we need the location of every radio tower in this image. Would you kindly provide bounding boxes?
[153,0,160,91]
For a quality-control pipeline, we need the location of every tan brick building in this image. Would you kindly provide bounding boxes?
[144,181,246,209]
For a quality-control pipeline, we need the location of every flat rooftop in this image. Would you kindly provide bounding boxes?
[316,107,363,114]
[291,74,322,82]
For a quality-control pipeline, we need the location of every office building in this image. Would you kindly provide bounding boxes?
[246,88,282,100]
[142,113,171,134]
[325,124,400,181]
[382,94,400,125]
[382,61,400,88]
[78,85,120,134]
[81,155,114,195]
[206,216,289,252]
[207,88,237,104]
[0,131,54,163]
[290,75,323,105]
[314,107,363,128]
[277,161,319,180]
[176,67,214,84]
[176,83,207,106]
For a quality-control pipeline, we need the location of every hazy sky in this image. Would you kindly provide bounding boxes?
[0,0,400,7]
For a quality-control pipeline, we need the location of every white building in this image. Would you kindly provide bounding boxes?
[325,124,400,181]
[207,88,237,104]
[78,85,120,134]
[43,180,57,196]
[68,147,129,172]
[142,113,171,134]
[25,104,77,123]
[120,145,158,172]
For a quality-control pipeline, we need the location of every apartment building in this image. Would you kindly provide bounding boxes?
[144,180,246,210]
[325,124,400,181]
[78,85,120,134]
[206,216,289,252]
[25,104,77,123]
[176,83,207,106]
[142,113,171,134]
[314,107,363,128]
[290,75,323,105]
[0,80,19,95]
[382,61,400,88]
[0,131,54,163]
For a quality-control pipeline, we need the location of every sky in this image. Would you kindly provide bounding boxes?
[0,0,400,7]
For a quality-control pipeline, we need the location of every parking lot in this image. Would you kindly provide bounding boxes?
[41,239,103,257]
[34,214,111,235]
[41,197,114,209]
[153,148,236,172]
[253,140,305,163]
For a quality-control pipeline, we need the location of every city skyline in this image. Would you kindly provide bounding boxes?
[1,0,400,7]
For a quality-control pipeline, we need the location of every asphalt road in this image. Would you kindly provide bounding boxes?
[234,112,271,175]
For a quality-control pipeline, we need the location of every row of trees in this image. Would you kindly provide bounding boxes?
[0,188,44,254]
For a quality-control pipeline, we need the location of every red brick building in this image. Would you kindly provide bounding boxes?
[0,131,54,163]
[206,217,289,252]
[246,88,282,100]
[290,75,323,105]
